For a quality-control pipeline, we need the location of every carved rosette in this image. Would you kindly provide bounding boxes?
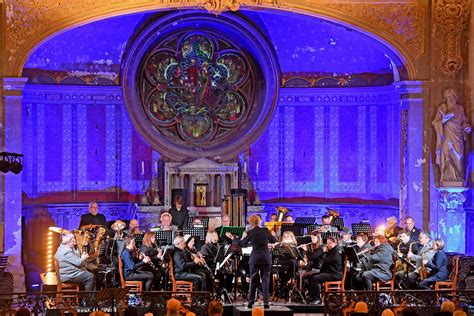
[437,187,467,212]
[202,0,240,14]
[434,0,470,78]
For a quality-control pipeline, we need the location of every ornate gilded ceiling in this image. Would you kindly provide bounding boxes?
[3,0,428,78]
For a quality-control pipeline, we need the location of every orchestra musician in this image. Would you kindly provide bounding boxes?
[215,214,232,244]
[360,235,394,290]
[200,231,233,293]
[225,214,277,309]
[406,231,435,289]
[183,234,213,292]
[55,233,95,291]
[79,202,106,228]
[320,215,338,232]
[168,195,189,229]
[346,233,371,290]
[395,230,417,285]
[120,236,154,291]
[385,216,403,245]
[274,231,299,292]
[158,212,179,235]
[308,236,344,305]
[418,238,448,289]
[139,231,166,290]
[339,227,355,247]
[127,219,141,236]
[405,216,421,244]
[172,236,205,291]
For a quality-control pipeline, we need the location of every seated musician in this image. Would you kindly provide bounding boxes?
[269,213,278,222]
[79,202,106,228]
[121,236,154,291]
[406,230,435,289]
[284,215,294,223]
[385,216,403,245]
[55,233,95,291]
[139,231,165,290]
[201,231,233,293]
[361,235,394,290]
[320,215,338,233]
[183,234,213,291]
[339,227,355,247]
[215,214,232,244]
[172,236,204,291]
[308,236,343,304]
[395,230,417,285]
[347,233,371,290]
[159,212,179,235]
[275,231,299,289]
[418,238,448,289]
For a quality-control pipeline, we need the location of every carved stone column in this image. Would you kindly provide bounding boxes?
[436,187,468,253]
[1,77,28,292]
[397,81,429,229]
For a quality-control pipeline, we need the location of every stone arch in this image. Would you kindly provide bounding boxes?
[10,2,419,78]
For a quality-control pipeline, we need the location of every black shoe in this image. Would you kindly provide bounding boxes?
[247,303,253,309]
[309,299,322,305]
[264,304,270,309]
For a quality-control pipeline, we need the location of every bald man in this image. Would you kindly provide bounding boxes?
[79,202,107,228]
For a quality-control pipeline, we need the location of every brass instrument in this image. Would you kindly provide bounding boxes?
[419,254,428,280]
[396,243,407,272]
[276,206,290,222]
[327,208,340,223]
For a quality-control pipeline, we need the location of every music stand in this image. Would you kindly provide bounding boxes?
[186,216,210,229]
[306,224,321,235]
[155,230,173,245]
[296,236,311,246]
[321,232,340,243]
[281,223,304,236]
[96,287,129,315]
[220,226,245,238]
[294,217,317,225]
[133,233,144,248]
[343,246,360,266]
[331,217,345,231]
[183,227,206,249]
[352,223,372,238]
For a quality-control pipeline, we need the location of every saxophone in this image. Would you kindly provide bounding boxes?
[396,243,407,272]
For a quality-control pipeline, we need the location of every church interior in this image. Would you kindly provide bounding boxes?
[1,0,474,315]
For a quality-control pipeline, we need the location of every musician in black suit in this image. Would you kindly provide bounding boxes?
[226,215,277,309]
[168,195,189,229]
[215,214,232,244]
[79,202,107,228]
[172,235,204,291]
[405,216,421,244]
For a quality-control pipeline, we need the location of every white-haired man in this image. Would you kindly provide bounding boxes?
[79,202,106,228]
[55,233,95,291]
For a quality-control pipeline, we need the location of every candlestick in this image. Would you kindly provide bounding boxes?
[141,161,145,175]
[256,162,259,176]
[155,161,158,174]
[243,161,247,174]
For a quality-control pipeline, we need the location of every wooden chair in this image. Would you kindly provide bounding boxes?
[375,256,397,291]
[324,258,348,293]
[54,259,80,304]
[435,255,460,291]
[117,256,143,292]
[169,257,194,293]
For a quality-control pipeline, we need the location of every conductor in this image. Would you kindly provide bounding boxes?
[226,215,276,309]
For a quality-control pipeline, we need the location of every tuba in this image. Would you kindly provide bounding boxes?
[327,208,340,223]
[276,206,290,222]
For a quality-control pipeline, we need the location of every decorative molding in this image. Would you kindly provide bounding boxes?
[202,0,240,14]
[437,187,468,212]
[434,0,470,78]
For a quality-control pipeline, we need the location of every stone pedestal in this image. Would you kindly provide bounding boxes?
[1,77,28,292]
[436,186,468,253]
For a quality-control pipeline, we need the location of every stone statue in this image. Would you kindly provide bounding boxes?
[432,88,471,185]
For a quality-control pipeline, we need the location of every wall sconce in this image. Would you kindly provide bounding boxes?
[0,152,23,174]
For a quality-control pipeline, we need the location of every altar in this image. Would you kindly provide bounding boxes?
[164,158,239,216]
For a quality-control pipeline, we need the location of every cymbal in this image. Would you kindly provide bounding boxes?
[48,226,70,234]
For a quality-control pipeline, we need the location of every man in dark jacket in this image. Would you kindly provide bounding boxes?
[172,235,204,291]
[309,236,344,304]
[361,235,394,290]
[418,238,448,289]
[168,195,189,229]
[79,202,106,228]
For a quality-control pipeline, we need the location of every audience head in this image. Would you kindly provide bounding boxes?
[405,216,415,231]
[353,301,369,314]
[166,298,181,316]
[440,300,455,313]
[123,306,139,316]
[381,309,395,316]
[453,310,467,316]
[208,300,224,316]
[15,308,31,316]
[251,307,264,316]
[88,202,99,215]
[248,214,262,227]
[185,313,196,316]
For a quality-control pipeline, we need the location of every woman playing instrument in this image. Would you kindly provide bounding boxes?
[140,231,166,290]
[183,234,213,291]
[226,214,277,309]
[418,239,448,289]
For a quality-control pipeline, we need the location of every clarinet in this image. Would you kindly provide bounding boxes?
[138,250,159,271]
